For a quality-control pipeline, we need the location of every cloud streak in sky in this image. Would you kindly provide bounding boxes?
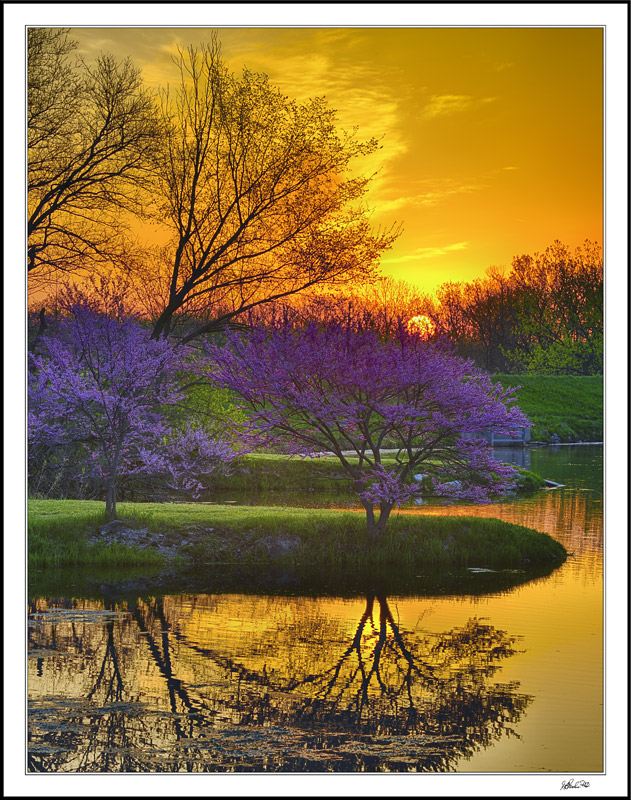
[377,182,480,213]
[382,242,469,264]
[67,25,603,294]
[422,94,496,120]
[244,40,408,196]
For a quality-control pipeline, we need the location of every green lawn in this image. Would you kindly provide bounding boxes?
[208,452,544,496]
[212,452,402,493]
[29,498,566,571]
[495,374,603,442]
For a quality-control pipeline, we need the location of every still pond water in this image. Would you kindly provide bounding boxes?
[28,445,602,773]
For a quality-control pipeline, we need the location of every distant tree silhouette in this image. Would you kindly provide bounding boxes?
[417,240,602,375]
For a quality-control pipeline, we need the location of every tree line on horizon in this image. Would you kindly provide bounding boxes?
[419,239,602,376]
[28,28,602,377]
[27,29,601,529]
[214,238,603,376]
[29,239,603,380]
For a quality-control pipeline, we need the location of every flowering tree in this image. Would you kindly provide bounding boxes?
[29,307,232,517]
[208,324,529,541]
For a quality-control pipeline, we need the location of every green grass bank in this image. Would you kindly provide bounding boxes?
[209,453,545,495]
[495,374,603,443]
[29,498,566,572]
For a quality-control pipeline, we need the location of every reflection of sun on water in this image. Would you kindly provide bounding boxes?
[407,314,435,338]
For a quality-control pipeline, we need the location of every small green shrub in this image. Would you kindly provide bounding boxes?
[515,468,546,493]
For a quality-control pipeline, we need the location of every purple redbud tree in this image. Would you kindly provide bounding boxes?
[29,307,233,517]
[207,323,529,541]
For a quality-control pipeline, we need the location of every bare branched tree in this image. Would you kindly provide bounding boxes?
[27,28,162,286]
[148,35,399,341]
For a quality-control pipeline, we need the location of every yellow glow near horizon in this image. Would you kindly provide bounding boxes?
[407,314,436,338]
[60,27,603,295]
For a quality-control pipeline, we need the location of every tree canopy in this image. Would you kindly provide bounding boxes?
[27,30,398,338]
[207,323,528,540]
[145,37,398,340]
[28,306,232,516]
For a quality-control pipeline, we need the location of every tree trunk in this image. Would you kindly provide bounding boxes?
[105,442,124,518]
[36,307,47,337]
[363,500,393,543]
[363,501,377,541]
[105,478,117,518]
[150,306,175,340]
[377,502,393,534]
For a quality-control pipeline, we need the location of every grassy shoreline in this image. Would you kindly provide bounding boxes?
[495,374,603,443]
[208,454,546,495]
[29,498,566,572]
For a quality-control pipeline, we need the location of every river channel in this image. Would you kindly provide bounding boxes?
[27,445,602,773]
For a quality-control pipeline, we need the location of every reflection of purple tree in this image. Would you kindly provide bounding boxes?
[28,307,233,516]
[29,610,149,772]
[28,595,530,773]
[148,595,530,769]
[86,621,124,703]
[208,323,528,539]
[28,601,211,773]
[281,594,526,750]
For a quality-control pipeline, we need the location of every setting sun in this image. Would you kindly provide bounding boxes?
[407,314,435,338]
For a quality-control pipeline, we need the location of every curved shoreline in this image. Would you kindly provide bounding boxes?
[29,498,567,572]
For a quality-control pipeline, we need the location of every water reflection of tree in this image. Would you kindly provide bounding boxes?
[28,594,531,773]
[29,614,154,772]
[287,595,524,742]
[177,593,531,770]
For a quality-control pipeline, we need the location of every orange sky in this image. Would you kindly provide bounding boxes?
[68,26,603,294]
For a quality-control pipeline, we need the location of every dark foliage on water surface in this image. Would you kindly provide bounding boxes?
[28,593,531,772]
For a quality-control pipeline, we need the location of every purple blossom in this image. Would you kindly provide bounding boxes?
[207,322,529,540]
[139,425,236,499]
[29,307,232,516]
[359,464,421,506]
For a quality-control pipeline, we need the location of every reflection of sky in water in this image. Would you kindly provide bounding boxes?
[407,488,602,578]
[28,593,533,772]
[527,444,603,491]
[491,444,603,490]
[28,446,602,773]
[398,445,603,582]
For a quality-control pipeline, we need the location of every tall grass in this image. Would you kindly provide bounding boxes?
[28,502,163,568]
[28,499,566,571]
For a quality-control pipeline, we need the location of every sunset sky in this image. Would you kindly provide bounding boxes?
[5,6,629,796]
[68,25,603,293]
